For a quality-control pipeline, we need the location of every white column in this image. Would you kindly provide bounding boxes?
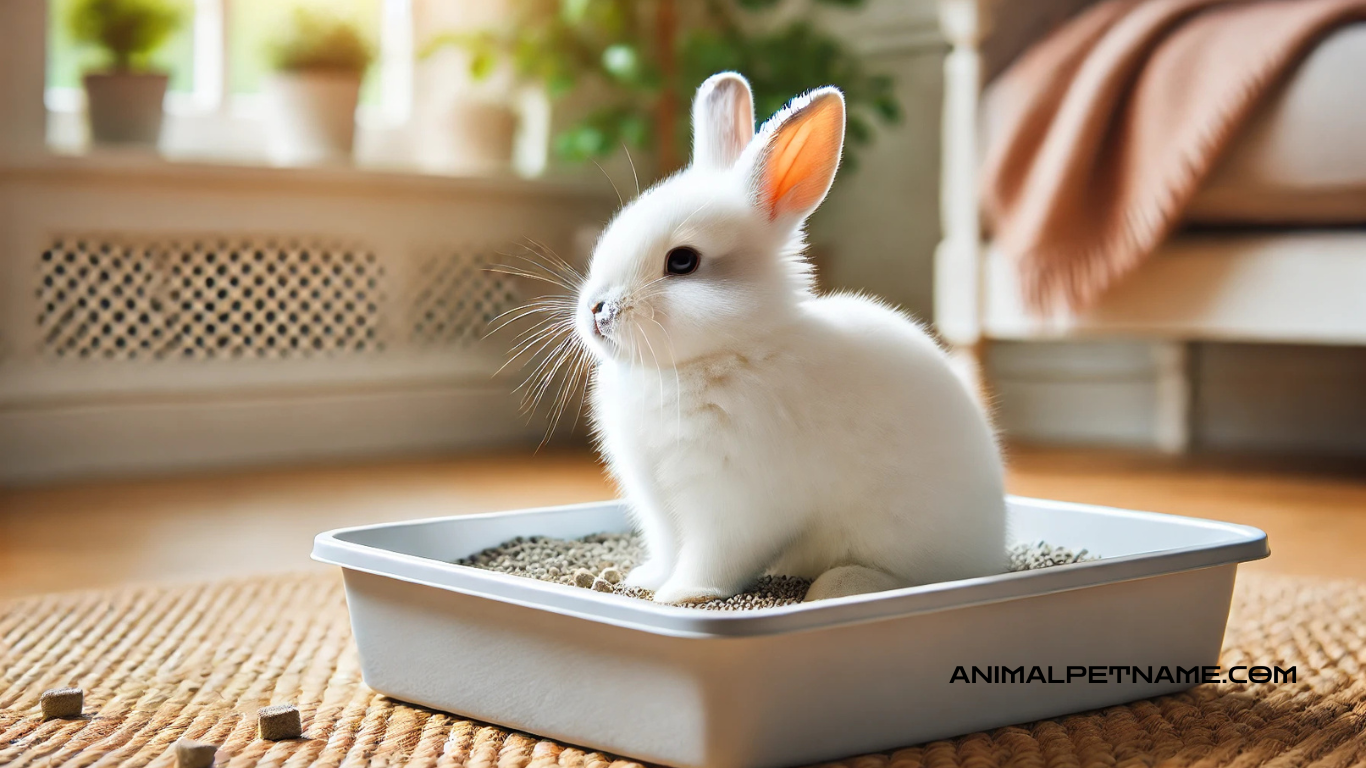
[0,0,50,162]
[933,0,994,347]
[189,0,225,112]
[379,0,415,126]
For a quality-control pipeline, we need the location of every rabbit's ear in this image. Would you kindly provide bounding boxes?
[691,72,755,169]
[748,87,845,222]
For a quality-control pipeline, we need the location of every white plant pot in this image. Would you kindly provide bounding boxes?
[417,100,518,175]
[264,71,362,166]
[83,72,168,146]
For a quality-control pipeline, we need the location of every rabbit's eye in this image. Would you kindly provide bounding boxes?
[665,246,700,275]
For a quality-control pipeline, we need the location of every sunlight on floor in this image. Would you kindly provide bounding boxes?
[1,445,1363,599]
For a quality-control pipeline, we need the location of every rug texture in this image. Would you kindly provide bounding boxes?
[1,571,1364,768]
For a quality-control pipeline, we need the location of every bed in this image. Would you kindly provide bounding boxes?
[934,0,1366,452]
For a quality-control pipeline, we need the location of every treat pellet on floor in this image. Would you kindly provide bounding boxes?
[257,703,303,740]
[39,687,83,719]
[455,532,1095,610]
[174,738,218,768]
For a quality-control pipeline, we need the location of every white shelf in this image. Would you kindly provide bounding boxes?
[1,149,614,202]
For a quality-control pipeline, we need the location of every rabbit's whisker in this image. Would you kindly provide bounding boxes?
[646,316,683,444]
[517,333,577,399]
[623,143,641,199]
[592,158,624,209]
[673,200,710,238]
[522,239,584,287]
[510,257,576,291]
[522,332,582,407]
[636,322,667,410]
[497,323,573,377]
[486,299,574,336]
[485,266,573,291]
[510,314,570,344]
[568,354,593,433]
[524,340,581,425]
[514,247,582,291]
[543,345,591,446]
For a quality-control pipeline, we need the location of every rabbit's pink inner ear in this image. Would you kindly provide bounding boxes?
[761,91,845,221]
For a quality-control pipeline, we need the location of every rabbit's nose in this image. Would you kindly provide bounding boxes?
[592,299,618,335]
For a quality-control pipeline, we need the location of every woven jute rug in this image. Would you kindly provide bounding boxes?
[2,571,1364,768]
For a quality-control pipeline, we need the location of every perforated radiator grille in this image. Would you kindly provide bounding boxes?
[36,236,390,360]
[409,246,520,348]
[32,233,544,364]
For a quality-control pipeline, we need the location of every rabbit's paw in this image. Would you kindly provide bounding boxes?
[624,559,671,590]
[653,580,729,606]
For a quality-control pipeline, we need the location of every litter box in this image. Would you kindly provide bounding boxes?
[312,496,1269,768]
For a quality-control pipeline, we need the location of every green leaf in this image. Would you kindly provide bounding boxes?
[418,32,464,61]
[847,114,872,144]
[601,43,639,82]
[560,0,591,24]
[545,69,577,98]
[469,49,496,80]
[874,94,901,123]
[618,112,649,147]
[67,0,188,72]
[261,4,376,75]
[419,0,904,174]
[555,124,610,161]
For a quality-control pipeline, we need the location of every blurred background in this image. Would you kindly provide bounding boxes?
[0,0,1362,598]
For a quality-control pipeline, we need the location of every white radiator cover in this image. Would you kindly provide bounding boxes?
[0,157,614,483]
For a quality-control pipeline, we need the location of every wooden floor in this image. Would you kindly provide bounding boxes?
[2,444,1364,599]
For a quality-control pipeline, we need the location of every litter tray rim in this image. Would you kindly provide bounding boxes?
[312,495,1268,639]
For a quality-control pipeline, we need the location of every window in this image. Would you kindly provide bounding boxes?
[44,0,413,153]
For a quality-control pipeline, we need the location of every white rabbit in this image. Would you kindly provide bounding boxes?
[575,72,1007,605]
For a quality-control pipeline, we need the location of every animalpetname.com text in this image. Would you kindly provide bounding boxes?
[949,665,1295,684]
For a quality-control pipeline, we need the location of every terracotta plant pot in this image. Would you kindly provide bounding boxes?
[83,72,169,146]
[264,70,363,166]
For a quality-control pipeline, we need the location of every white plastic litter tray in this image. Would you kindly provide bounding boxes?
[312,496,1268,768]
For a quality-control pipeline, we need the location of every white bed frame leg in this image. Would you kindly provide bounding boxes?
[934,0,991,349]
[936,0,996,414]
[1152,341,1192,454]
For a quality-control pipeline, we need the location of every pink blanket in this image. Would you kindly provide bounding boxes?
[982,0,1366,313]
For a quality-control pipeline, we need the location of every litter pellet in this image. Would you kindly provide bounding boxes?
[456,532,1095,610]
[40,687,83,719]
[1007,541,1096,571]
[257,704,302,740]
[174,738,218,768]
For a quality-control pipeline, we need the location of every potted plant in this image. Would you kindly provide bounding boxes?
[67,0,186,146]
[414,22,525,175]
[423,0,902,179]
[263,4,376,166]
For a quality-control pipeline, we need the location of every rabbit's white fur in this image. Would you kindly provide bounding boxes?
[576,73,1006,605]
